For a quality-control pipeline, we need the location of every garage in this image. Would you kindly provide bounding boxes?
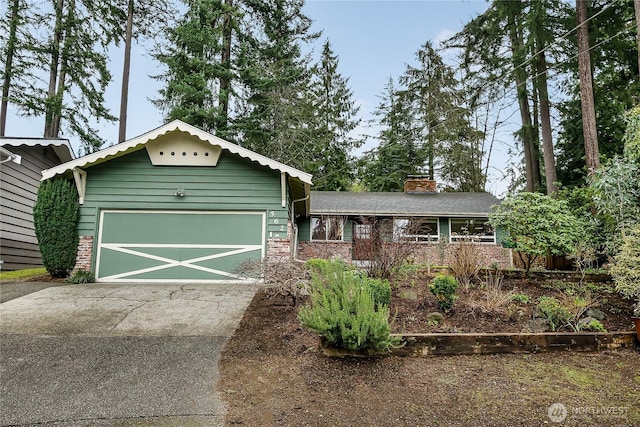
[96,210,265,283]
[39,120,312,283]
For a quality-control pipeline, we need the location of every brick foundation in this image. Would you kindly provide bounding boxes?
[267,221,293,260]
[296,241,512,268]
[74,235,93,272]
[296,241,353,261]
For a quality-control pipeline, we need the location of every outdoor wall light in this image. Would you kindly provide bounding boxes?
[174,189,186,197]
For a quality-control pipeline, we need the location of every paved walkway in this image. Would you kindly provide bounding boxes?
[0,282,258,426]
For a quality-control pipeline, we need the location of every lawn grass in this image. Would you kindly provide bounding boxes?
[0,267,48,281]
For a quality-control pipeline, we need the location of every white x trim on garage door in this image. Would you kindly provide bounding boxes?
[95,210,266,283]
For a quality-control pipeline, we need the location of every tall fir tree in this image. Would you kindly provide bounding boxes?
[118,0,176,142]
[400,41,485,191]
[557,0,640,186]
[154,0,238,136]
[9,0,123,153]
[0,0,37,136]
[233,0,319,169]
[307,40,362,190]
[359,78,426,192]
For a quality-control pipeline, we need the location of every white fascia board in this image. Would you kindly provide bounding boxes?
[41,120,313,186]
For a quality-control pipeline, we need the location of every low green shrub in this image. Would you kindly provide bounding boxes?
[366,277,391,308]
[429,274,459,312]
[299,260,399,353]
[536,296,571,332]
[511,293,531,304]
[610,225,640,316]
[306,258,339,275]
[66,269,95,284]
[579,319,607,332]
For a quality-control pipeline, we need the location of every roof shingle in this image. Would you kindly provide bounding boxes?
[310,191,500,217]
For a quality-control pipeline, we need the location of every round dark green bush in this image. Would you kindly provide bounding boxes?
[33,178,79,278]
[429,274,459,311]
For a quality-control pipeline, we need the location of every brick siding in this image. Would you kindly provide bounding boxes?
[297,240,512,268]
[74,235,93,272]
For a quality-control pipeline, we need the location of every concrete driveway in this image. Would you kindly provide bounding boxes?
[0,282,258,426]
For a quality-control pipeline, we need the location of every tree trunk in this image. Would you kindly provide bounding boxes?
[576,0,600,175]
[118,0,134,143]
[533,3,558,194]
[506,5,540,192]
[51,0,75,138]
[44,0,65,137]
[218,0,233,136]
[0,0,20,136]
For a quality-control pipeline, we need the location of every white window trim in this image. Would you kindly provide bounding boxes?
[448,218,496,244]
[310,216,345,242]
[392,217,440,243]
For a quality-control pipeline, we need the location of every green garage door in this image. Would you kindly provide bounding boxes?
[95,210,265,283]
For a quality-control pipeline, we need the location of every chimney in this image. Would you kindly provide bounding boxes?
[404,175,437,194]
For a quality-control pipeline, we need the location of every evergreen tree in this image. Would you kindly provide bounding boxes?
[233,0,319,168]
[307,40,362,190]
[359,78,426,192]
[8,0,122,153]
[0,0,37,136]
[154,0,238,136]
[118,0,176,142]
[400,41,486,191]
[557,0,640,186]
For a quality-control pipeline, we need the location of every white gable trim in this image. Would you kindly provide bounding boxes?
[41,120,313,185]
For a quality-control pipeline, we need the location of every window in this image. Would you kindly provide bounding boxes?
[354,223,372,240]
[393,217,439,242]
[449,218,495,243]
[311,216,344,241]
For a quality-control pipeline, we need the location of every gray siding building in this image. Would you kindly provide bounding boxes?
[1,138,74,271]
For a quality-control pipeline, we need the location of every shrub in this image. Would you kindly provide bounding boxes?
[610,224,640,316]
[536,296,571,332]
[429,274,459,312]
[299,260,399,353]
[465,270,515,314]
[579,319,607,332]
[306,258,338,276]
[511,293,531,304]
[66,269,95,284]
[33,178,79,278]
[489,192,585,275]
[366,277,391,308]
[448,238,481,289]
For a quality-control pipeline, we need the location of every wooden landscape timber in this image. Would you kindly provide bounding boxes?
[320,332,638,357]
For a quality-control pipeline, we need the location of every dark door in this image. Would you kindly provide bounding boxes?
[352,219,380,261]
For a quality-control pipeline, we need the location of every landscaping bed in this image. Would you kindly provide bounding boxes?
[390,273,635,335]
[218,287,640,426]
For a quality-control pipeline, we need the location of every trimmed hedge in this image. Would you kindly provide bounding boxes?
[33,178,79,278]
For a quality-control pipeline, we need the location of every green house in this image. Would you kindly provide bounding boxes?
[41,120,312,283]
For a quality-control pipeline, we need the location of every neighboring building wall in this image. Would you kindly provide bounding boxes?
[74,149,288,271]
[0,145,62,270]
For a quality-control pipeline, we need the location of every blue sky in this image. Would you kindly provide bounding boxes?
[5,1,516,193]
